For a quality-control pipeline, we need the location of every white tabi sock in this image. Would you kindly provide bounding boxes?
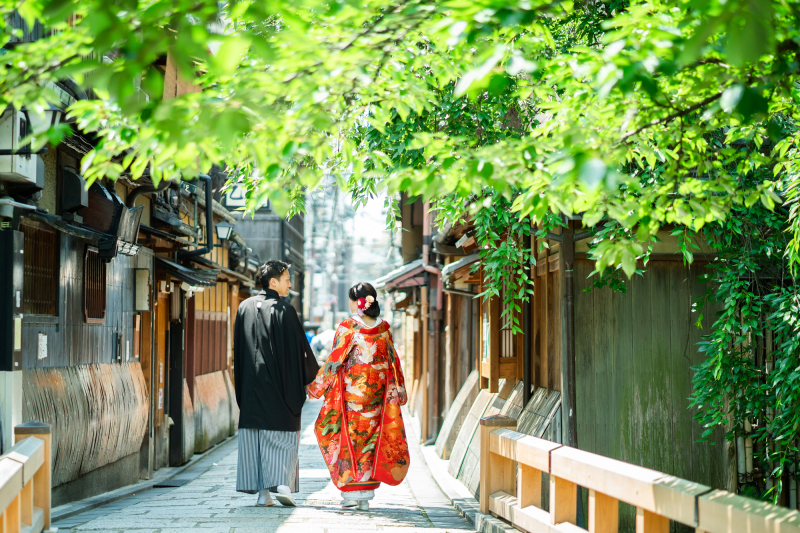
[256,489,273,506]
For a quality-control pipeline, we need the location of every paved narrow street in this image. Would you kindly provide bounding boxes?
[54,399,475,533]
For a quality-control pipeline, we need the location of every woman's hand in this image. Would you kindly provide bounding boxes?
[397,385,408,406]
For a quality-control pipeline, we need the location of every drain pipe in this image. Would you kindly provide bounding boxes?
[422,201,442,310]
[179,174,213,260]
[126,178,173,208]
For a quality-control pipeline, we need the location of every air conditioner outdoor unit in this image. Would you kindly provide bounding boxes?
[0,109,45,187]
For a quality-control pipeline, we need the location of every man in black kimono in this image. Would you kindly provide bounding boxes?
[234,260,320,507]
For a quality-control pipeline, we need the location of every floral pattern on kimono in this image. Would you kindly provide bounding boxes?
[307,318,410,490]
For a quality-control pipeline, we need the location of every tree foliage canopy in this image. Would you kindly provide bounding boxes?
[4,0,800,499]
[2,0,797,241]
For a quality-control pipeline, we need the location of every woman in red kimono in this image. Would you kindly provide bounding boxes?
[307,282,410,511]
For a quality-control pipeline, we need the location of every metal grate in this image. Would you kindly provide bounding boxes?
[21,224,58,316]
[153,479,191,488]
[84,247,107,322]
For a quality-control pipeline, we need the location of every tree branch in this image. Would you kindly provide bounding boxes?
[618,91,724,143]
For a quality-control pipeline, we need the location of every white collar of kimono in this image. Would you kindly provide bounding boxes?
[351,315,382,328]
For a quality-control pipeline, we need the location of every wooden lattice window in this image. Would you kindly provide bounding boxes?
[499,278,521,359]
[84,247,107,323]
[21,224,58,316]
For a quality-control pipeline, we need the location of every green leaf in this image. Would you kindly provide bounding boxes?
[578,158,606,190]
[725,4,774,67]
[735,88,769,121]
[721,85,744,113]
[213,36,252,76]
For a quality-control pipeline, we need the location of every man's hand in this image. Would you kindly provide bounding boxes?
[323,360,342,376]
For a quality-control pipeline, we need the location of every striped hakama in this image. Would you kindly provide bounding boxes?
[236,429,300,494]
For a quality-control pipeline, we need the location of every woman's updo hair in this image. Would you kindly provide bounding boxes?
[349,282,381,318]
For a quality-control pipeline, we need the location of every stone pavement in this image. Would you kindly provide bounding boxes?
[54,399,476,533]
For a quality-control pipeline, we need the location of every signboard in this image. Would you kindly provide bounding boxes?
[37,333,47,360]
[225,185,246,207]
[224,185,270,211]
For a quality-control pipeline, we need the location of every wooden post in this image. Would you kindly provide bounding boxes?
[14,422,51,529]
[421,286,429,442]
[550,475,577,525]
[518,464,542,508]
[636,507,669,533]
[522,230,533,404]
[479,266,488,390]
[540,238,549,391]
[488,294,500,393]
[589,490,618,533]
[19,481,31,526]
[5,494,21,533]
[445,293,454,409]
[479,415,517,515]
[560,220,577,448]
[0,457,22,533]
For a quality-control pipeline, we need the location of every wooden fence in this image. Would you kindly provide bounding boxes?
[0,422,52,533]
[479,415,800,533]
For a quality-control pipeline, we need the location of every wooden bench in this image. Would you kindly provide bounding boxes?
[0,422,52,533]
[479,415,800,533]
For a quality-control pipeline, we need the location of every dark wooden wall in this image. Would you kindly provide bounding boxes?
[190,280,229,380]
[444,293,478,406]
[21,232,154,369]
[194,312,228,376]
[573,259,731,529]
[532,238,562,392]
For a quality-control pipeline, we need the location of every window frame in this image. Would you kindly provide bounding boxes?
[83,245,107,324]
[20,222,59,317]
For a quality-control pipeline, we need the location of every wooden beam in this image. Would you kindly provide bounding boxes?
[550,446,711,524]
[489,428,561,470]
[550,475,577,525]
[636,507,669,533]
[0,459,23,527]
[499,358,518,380]
[479,416,517,515]
[461,236,478,253]
[14,423,51,529]
[518,464,542,509]
[589,490,618,533]
[697,489,800,533]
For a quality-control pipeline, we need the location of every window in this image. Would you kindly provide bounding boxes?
[84,247,107,323]
[21,224,59,315]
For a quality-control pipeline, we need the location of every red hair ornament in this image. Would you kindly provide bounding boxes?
[356,295,375,316]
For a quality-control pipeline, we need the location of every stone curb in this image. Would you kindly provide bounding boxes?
[52,434,237,522]
[406,410,515,533]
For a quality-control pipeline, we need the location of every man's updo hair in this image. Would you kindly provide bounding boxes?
[258,260,290,290]
[349,282,381,318]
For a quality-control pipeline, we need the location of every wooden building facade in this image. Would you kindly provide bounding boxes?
[383,209,734,530]
[0,57,277,506]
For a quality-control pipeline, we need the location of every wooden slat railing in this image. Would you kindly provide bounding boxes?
[479,415,800,533]
[0,422,52,533]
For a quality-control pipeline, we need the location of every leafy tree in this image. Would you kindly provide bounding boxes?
[4,0,800,500]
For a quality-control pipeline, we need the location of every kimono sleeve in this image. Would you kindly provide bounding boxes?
[232,303,247,408]
[387,330,408,406]
[286,304,320,386]
[307,323,350,399]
